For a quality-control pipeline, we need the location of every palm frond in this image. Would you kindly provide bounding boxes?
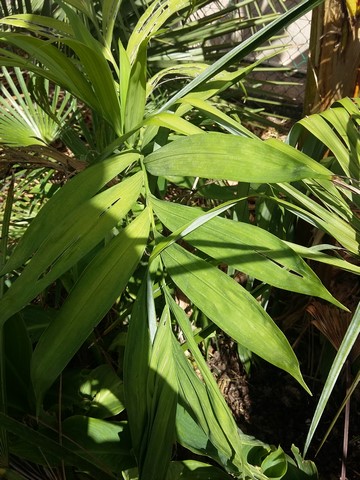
[0,67,77,147]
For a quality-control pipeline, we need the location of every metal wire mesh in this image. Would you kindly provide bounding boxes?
[194,0,312,108]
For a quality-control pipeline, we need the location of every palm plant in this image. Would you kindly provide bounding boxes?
[0,0,359,479]
[285,97,360,479]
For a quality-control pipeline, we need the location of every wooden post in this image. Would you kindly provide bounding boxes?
[304,0,360,115]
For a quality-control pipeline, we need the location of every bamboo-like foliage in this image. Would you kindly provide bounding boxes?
[0,1,358,479]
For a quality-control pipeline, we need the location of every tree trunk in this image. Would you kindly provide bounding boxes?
[304,0,360,115]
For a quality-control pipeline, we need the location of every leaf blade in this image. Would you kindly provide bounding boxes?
[161,243,310,392]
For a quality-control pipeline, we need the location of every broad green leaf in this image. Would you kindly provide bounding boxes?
[166,289,271,477]
[261,447,287,480]
[139,306,178,480]
[284,242,360,276]
[176,95,256,137]
[153,198,341,306]
[126,0,190,63]
[276,183,359,255]
[31,208,150,408]
[0,14,74,36]
[283,445,318,480]
[161,243,310,392]
[0,413,116,479]
[119,40,131,131]
[150,198,239,261]
[0,171,144,327]
[144,112,203,136]
[167,460,233,479]
[0,33,98,110]
[59,37,121,135]
[79,365,125,418]
[60,0,95,18]
[125,41,147,138]
[0,152,139,275]
[62,416,135,473]
[304,300,360,456]
[102,0,122,48]
[123,281,151,460]
[145,133,331,183]
[172,331,268,478]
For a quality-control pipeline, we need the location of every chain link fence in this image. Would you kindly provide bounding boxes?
[194,1,312,113]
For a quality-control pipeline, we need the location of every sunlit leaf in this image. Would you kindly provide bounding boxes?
[31,208,150,408]
[153,198,342,306]
[161,242,310,392]
[145,133,331,183]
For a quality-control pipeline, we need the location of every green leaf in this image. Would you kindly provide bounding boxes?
[139,306,178,480]
[0,14,74,37]
[172,329,269,477]
[0,412,116,479]
[79,365,125,418]
[31,208,150,409]
[62,416,135,473]
[126,0,190,63]
[156,0,324,113]
[0,33,98,110]
[276,183,359,256]
[289,100,360,179]
[167,460,233,479]
[144,112,203,136]
[304,300,360,456]
[119,40,131,132]
[58,0,95,19]
[125,40,147,138]
[0,171,144,327]
[0,152,139,275]
[161,243,310,392]
[284,242,360,276]
[145,133,331,183]
[123,281,151,461]
[152,198,341,305]
[261,446,287,480]
[166,289,271,477]
[102,0,122,48]
[59,37,121,135]
[283,445,318,480]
